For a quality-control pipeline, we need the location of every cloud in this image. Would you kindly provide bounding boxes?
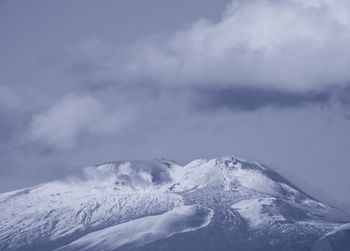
[57,0,350,113]
[28,94,133,151]
[123,0,350,93]
[193,86,331,111]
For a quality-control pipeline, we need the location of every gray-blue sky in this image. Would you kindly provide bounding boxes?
[1,0,350,212]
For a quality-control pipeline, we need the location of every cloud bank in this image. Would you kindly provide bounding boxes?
[123,0,350,93]
[28,94,133,150]
[18,0,350,151]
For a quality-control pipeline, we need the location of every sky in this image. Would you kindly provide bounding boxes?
[1,0,350,212]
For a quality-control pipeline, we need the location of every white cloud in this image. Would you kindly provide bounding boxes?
[123,0,350,92]
[29,94,133,150]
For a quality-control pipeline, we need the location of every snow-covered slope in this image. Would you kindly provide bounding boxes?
[0,155,349,250]
[57,205,213,251]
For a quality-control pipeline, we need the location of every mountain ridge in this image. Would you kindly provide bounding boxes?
[1,155,349,250]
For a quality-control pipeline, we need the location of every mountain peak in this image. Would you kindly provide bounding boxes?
[1,155,349,250]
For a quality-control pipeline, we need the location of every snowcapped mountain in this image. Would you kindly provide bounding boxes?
[1,155,349,250]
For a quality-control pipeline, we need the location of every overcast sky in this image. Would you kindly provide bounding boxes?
[1,0,350,212]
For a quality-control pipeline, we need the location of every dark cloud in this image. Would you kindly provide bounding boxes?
[192,87,331,112]
[338,86,350,106]
[336,86,350,118]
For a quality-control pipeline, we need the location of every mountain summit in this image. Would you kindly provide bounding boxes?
[1,155,349,250]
